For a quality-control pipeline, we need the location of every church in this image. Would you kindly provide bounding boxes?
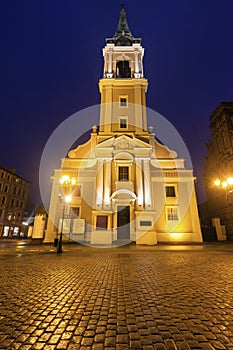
[44,7,202,246]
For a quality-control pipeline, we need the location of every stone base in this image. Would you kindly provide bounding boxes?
[136,231,157,245]
[91,230,112,245]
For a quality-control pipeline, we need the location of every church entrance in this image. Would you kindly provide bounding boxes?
[117,206,130,239]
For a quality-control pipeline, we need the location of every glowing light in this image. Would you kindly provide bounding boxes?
[222,181,228,188]
[71,178,76,185]
[65,195,72,203]
[59,175,70,184]
[227,177,233,185]
[214,179,221,186]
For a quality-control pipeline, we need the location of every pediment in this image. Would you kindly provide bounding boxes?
[95,135,152,150]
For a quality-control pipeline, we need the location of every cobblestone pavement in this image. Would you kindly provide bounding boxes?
[0,241,233,350]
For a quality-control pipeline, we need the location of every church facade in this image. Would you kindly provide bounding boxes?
[44,7,202,246]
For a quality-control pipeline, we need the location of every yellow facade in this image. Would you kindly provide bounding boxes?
[44,7,202,246]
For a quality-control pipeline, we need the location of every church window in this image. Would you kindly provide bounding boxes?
[167,207,178,221]
[119,166,129,181]
[166,186,176,197]
[120,118,127,129]
[96,215,108,230]
[120,97,128,107]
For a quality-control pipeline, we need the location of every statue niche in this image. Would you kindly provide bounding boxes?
[116,60,131,78]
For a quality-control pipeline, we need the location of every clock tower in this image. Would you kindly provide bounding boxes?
[99,5,148,140]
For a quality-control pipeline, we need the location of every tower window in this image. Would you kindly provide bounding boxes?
[119,166,129,181]
[116,60,131,78]
[167,207,178,221]
[120,118,127,129]
[166,186,176,197]
[120,97,127,107]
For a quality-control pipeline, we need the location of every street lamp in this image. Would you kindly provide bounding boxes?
[57,174,75,254]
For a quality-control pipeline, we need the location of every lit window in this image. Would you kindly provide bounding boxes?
[167,207,178,221]
[119,166,129,181]
[120,97,127,106]
[120,118,127,129]
[166,186,176,197]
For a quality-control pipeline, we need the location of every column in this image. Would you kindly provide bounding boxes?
[134,51,140,77]
[143,159,152,207]
[108,50,113,74]
[96,160,104,207]
[104,159,112,207]
[135,159,144,207]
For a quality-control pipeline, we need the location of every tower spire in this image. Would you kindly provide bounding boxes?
[114,5,133,39]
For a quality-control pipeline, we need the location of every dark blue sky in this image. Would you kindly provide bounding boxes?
[1,0,233,204]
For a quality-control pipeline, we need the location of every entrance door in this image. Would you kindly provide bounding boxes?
[117,206,130,239]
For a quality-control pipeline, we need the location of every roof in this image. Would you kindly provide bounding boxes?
[106,6,141,46]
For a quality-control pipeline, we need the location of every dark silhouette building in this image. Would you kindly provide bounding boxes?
[0,167,30,237]
[204,102,233,240]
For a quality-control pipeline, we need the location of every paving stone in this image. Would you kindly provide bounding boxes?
[1,243,233,350]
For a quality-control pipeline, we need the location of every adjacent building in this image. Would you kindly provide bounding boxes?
[0,167,30,237]
[204,102,233,240]
[44,7,202,245]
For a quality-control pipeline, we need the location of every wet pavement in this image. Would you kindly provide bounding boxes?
[0,240,233,349]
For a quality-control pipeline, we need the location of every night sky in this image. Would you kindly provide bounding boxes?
[1,0,233,206]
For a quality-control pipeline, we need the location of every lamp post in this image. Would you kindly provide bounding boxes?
[57,174,76,254]
[57,194,72,254]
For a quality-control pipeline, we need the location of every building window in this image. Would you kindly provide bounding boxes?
[11,199,14,207]
[96,215,108,230]
[120,118,127,129]
[4,185,8,193]
[2,196,5,205]
[13,187,16,194]
[166,186,176,197]
[167,207,179,221]
[1,172,4,178]
[120,97,127,107]
[119,166,129,181]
